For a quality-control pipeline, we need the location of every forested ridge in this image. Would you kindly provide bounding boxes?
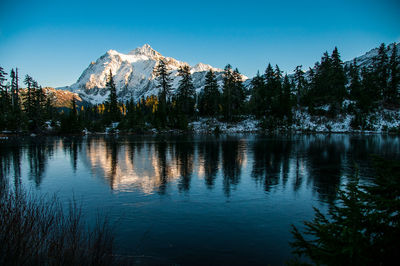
[1,43,399,134]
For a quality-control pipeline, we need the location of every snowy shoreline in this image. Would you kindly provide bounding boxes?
[187,109,400,134]
[1,109,399,136]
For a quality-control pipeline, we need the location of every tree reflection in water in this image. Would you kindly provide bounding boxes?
[27,137,54,186]
[154,137,169,195]
[62,137,83,173]
[197,136,220,189]
[0,135,399,201]
[305,135,344,203]
[174,136,195,192]
[105,137,120,190]
[221,137,243,197]
[251,136,292,193]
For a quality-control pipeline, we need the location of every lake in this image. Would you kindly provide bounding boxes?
[1,134,399,265]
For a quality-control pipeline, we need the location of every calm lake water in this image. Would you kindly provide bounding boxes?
[1,134,399,265]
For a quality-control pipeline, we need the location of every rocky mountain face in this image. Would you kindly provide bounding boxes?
[60,44,248,104]
[18,87,82,108]
[42,87,82,107]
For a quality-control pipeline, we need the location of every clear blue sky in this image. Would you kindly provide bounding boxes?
[0,0,399,87]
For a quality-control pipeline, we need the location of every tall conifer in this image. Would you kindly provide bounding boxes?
[154,59,172,127]
[388,43,399,106]
[376,43,389,102]
[294,65,306,106]
[177,65,195,116]
[331,47,346,107]
[250,71,267,117]
[349,59,361,100]
[202,70,220,117]
[106,69,119,121]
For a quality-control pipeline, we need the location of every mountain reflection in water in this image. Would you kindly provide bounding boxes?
[1,134,399,265]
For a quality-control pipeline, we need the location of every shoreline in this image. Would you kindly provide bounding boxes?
[1,129,399,138]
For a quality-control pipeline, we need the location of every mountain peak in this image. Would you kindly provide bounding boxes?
[129,44,162,58]
[106,49,119,55]
[193,62,214,72]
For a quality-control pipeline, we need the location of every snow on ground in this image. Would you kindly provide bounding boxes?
[293,108,400,133]
[189,108,400,134]
[369,109,400,132]
[190,117,259,133]
[293,111,352,132]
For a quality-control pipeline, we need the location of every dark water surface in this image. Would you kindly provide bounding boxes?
[1,134,399,265]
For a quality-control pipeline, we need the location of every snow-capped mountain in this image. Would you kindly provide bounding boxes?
[60,44,248,104]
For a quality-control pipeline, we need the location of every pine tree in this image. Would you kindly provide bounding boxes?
[264,63,275,114]
[201,70,220,117]
[10,68,20,114]
[349,59,362,101]
[23,75,34,118]
[291,174,371,265]
[71,97,78,119]
[232,68,245,114]
[291,158,400,265]
[105,69,119,122]
[31,80,39,115]
[124,97,141,131]
[305,48,347,116]
[331,47,346,110]
[61,97,82,133]
[293,65,306,106]
[250,71,267,117]
[359,66,378,113]
[0,66,9,130]
[222,65,244,121]
[154,59,172,128]
[70,97,79,132]
[27,79,46,131]
[0,67,6,90]
[222,64,234,121]
[388,43,399,106]
[375,43,389,102]
[280,74,293,122]
[0,67,8,102]
[155,59,172,104]
[33,85,47,130]
[271,65,283,115]
[44,97,53,121]
[176,64,195,116]
[311,51,332,105]
[274,65,283,88]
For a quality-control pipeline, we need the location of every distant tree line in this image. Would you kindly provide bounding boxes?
[0,43,398,134]
[0,68,54,132]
